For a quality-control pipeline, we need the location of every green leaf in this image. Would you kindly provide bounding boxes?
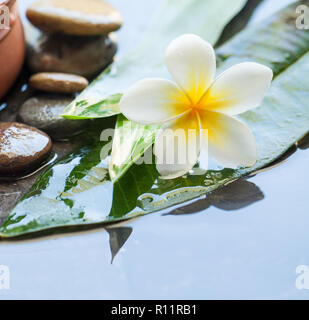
[62,0,247,119]
[1,2,309,238]
[61,93,122,120]
[109,115,160,182]
[109,1,309,182]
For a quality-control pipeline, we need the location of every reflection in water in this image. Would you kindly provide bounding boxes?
[166,179,264,215]
[106,227,133,264]
[103,131,309,264]
[0,153,58,182]
[105,177,263,261]
[0,177,264,265]
[251,144,297,175]
[247,131,309,176]
[104,179,263,264]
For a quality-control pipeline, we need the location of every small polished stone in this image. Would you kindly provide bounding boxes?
[26,30,117,77]
[26,0,122,36]
[18,95,88,140]
[0,122,52,176]
[29,72,89,94]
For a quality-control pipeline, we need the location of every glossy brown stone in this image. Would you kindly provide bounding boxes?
[26,0,122,36]
[26,30,117,77]
[29,72,89,94]
[0,122,52,176]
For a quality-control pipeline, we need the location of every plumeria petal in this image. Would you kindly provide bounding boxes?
[119,78,190,125]
[165,34,216,104]
[199,110,257,168]
[199,62,273,115]
[154,111,200,179]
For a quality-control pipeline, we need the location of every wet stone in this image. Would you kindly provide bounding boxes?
[29,72,89,94]
[0,122,52,176]
[18,96,88,140]
[26,31,117,77]
[26,0,122,36]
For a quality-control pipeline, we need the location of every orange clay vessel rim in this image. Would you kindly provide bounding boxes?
[0,0,18,41]
[0,0,16,9]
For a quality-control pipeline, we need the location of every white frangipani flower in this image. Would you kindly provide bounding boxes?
[119,34,273,179]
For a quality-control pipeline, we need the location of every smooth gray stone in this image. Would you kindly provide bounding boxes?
[18,95,88,140]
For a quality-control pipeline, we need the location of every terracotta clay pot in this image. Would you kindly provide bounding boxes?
[0,0,25,99]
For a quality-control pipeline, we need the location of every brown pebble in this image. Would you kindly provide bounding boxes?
[29,72,89,94]
[0,122,52,176]
[26,0,122,36]
[26,31,117,77]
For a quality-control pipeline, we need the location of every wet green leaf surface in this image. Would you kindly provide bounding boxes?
[109,2,309,184]
[109,115,160,182]
[62,0,246,119]
[62,93,122,120]
[1,2,309,238]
